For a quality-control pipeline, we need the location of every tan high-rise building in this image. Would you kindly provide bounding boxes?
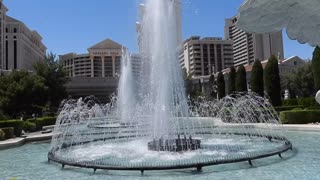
[179,36,234,77]
[225,16,284,67]
[0,0,46,71]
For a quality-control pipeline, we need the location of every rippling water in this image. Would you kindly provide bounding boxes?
[0,130,320,180]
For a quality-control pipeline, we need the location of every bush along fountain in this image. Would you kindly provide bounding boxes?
[48,0,292,175]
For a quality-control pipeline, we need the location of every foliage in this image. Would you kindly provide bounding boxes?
[0,129,5,140]
[235,65,247,92]
[283,98,319,108]
[33,53,68,112]
[0,70,47,118]
[264,55,282,106]
[23,121,37,132]
[251,59,264,97]
[281,62,315,98]
[282,99,299,106]
[217,72,226,99]
[208,75,217,99]
[228,66,236,94]
[312,46,320,90]
[35,116,57,130]
[1,127,15,139]
[274,106,304,112]
[0,120,23,137]
[280,110,320,124]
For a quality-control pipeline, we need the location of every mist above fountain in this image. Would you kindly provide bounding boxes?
[48,0,292,174]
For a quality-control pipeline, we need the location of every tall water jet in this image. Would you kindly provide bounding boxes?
[48,0,292,173]
[118,49,136,122]
[140,0,190,140]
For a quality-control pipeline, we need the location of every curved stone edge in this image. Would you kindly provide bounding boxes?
[47,134,293,172]
[0,133,52,150]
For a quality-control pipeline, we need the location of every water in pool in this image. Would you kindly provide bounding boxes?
[0,130,319,180]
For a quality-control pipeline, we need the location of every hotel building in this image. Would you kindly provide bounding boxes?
[225,16,284,67]
[179,36,234,77]
[59,39,128,102]
[0,0,46,71]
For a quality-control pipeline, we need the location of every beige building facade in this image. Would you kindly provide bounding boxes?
[60,39,123,78]
[179,36,234,77]
[0,1,46,71]
[225,16,284,67]
[59,39,125,102]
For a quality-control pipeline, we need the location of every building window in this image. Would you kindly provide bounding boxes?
[14,28,17,33]
[5,28,8,33]
[14,40,17,69]
[14,36,16,39]
[5,40,8,70]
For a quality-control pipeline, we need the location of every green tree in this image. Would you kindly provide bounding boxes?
[34,53,68,112]
[264,55,282,106]
[312,46,320,90]
[228,66,236,94]
[251,59,264,97]
[281,62,315,98]
[208,74,217,99]
[217,72,226,99]
[235,65,247,92]
[0,71,47,117]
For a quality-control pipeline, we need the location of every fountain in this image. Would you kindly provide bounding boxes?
[48,0,292,174]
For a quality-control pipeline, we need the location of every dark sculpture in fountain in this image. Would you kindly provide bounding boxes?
[148,134,201,152]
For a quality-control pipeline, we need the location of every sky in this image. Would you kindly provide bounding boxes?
[4,0,315,59]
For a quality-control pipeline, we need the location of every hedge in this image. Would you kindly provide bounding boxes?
[26,117,56,131]
[280,110,320,124]
[23,121,37,132]
[0,120,23,137]
[274,106,304,112]
[1,127,15,139]
[0,129,5,140]
[283,98,320,107]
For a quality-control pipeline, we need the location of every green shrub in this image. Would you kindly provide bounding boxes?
[305,106,320,110]
[297,98,319,107]
[1,127,15,139]
[280,110,320,124]
[274,106,304,112]
[23,121,37,132]
[282,99,298,106]
[0,129,5,140]
[35,117,56,130]
[0,120,23,137]
[283,98,319,108]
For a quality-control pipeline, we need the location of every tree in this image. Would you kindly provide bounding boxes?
[235,65,247,92]
[312,46,320,90]
[281,62,315,98]
[228,66,236,95]
[0,71,47,117]
[251,59,264,97]
[264,55,282,106]
[217,72,226,99]
[33,53,68,112]
[208,74,217,99]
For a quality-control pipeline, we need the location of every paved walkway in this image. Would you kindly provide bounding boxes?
[0,131,53,150]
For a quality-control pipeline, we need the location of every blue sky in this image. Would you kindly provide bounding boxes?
[4,0,315,59]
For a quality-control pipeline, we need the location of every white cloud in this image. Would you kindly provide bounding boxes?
[236,0,320,47]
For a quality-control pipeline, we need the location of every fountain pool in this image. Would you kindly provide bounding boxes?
[0,130,318,179]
